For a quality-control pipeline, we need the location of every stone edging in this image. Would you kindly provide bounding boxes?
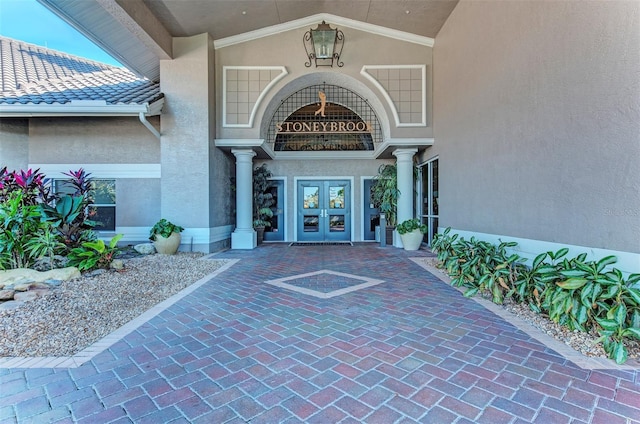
[411,258,640,371]
[0,259,240,369]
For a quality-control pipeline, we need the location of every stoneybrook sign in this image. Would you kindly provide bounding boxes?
[276,120,373,134]
[273,90,375,151]
[276,90,372,135]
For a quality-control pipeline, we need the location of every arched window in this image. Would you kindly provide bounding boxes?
[267,84,382,152]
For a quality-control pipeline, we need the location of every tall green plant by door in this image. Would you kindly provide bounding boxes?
[253,164,274,228]
[371,164,399,227]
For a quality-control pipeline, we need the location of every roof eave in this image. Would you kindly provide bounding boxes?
[0,98,164,118]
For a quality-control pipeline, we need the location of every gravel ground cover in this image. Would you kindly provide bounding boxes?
[0,253,226,357]
[418,257,640,362]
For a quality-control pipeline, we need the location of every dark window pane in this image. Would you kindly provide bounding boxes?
[329,215,345,232]
[432,160,438,215]
[94,206,116,231]
[304,216,319,232]
[54,180,75,196]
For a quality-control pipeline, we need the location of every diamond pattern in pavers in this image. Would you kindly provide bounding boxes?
[265,269,384,298]
[1,244,639,423]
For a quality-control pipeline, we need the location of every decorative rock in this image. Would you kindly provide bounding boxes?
[12,277,36,287]
[33,255,69,271]
[134,243,156,255]
[0,267,80,285]
[86,269,107,278]
[13,291,38,302]
[110,259,125,270]
[0,300,24,311]
[0,289,15,300]
[45,279,63,287]
[13,283,32,292]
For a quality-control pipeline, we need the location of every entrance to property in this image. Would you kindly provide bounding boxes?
[297,180,351,241]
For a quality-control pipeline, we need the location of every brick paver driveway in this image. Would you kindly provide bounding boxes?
[1,243,639,423]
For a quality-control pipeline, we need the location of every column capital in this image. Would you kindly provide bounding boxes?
[231,149,256,160]
[392,148,418,161]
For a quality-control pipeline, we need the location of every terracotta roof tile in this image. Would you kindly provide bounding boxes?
[0,36,162,107]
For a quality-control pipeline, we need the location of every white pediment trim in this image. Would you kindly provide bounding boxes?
[214,13,434,49]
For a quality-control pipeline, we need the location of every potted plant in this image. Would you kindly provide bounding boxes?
[253,164,275,245]
[396,218,427,251]
[371,164,399,244]
[149,218,184,254]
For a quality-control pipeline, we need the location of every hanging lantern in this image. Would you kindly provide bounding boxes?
[303,21,344,67]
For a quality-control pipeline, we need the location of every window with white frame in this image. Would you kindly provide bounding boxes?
[54,179,116,231]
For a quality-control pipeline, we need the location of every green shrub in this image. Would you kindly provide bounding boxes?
[24,223,66,270]
[67,234,123,271]
[431,228,640,364]
[149,219,184,240]
[396,218,427,235]
[0,167,99,269]
[0,191,46,269]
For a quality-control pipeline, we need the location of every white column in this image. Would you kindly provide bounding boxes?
[393,148,418,247]
[231,149,257,249]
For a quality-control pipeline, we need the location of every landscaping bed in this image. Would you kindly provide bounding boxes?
[0,253,226,357]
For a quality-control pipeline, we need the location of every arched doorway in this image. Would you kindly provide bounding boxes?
[262,83,384,242]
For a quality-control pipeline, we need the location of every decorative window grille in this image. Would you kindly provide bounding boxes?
[266,84,382,151]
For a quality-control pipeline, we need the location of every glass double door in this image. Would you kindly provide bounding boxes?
[297,180,351,242]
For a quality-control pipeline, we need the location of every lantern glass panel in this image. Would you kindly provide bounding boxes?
[313,29,336,59]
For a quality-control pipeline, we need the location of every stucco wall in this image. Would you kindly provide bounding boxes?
[0,119,29,171]
[161,34,233,251]
[117,179,161,227]
[215,27,433,141]
[29,117,159,163]
[24,116,162,231]
[433,0,640,254]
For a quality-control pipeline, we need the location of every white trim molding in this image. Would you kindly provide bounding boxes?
[108,226,233,246]
[441,228,640,276]
[214,13,434,49]
[222,66,288,128]
[0,99,164,118]
[361,65,427,127]
[29,164,161,179]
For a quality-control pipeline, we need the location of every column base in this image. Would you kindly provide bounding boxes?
[393,229,404,248]
[232,229,257,249]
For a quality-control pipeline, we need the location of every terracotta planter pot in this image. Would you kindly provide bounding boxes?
[152,232,181,254]
[399,229,424,251]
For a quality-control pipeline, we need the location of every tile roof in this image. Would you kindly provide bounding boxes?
[0,36,162,107]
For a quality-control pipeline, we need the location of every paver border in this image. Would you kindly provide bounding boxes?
[0,258,239,369]
[411,257,640,371]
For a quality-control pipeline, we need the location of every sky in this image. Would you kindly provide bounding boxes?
[0,0,121,66]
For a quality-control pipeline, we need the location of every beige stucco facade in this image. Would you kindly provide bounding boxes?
[1,2,638,272]
[426,0,639,271]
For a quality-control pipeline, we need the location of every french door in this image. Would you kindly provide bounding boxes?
[297,180,351,241]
